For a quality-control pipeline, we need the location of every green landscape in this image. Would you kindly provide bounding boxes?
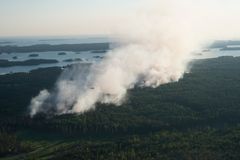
[1,56,240,160]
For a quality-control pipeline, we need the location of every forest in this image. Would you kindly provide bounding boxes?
[1,56,240,160]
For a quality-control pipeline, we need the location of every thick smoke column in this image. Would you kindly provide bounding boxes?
[29,0,240,116]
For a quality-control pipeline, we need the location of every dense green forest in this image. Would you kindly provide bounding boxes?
[1,56,240,160]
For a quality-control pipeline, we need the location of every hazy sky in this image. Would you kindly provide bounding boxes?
[0,0,239,37]
[0,0,142,37]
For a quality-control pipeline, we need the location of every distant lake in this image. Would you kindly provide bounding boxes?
[0,36,109,75]
[0,36,109,46]
[194,49,240,59]
[0,51,106,75]
[1,36,240,75]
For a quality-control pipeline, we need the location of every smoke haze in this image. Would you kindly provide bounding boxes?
[29,0,240,116]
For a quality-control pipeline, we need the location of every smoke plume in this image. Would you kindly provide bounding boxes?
[29,0,240,116]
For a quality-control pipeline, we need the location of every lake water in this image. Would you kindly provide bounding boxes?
[0,36,109,46]
[196,49,240,59]
[0,51,105,75]
[0,36,109,74]
[1,36,240,75]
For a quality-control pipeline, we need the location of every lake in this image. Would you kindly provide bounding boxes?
[1,36,240,75]
[0,36,109,46]
[0,36,108,74]
[197,49,240,59]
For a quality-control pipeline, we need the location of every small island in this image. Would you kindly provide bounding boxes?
[58,52,67,56]
[91,50,107,53]
[12,56,18,59]
[93,56,104,59]
[63,58,82,62]
[29,54,39,57]
[74,58,82,61]
[0,59,58,67]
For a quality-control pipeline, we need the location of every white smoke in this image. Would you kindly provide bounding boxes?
[29,0,240,116]
[30,90,50,116]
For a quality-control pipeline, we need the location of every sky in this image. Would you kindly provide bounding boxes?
[0,0,240,37]
[0,0,142,37]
